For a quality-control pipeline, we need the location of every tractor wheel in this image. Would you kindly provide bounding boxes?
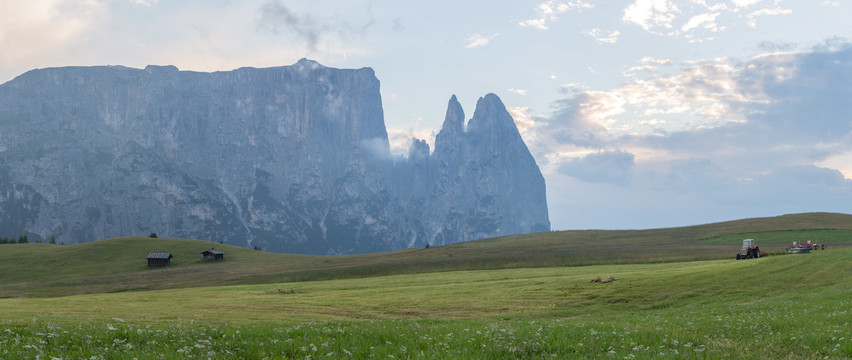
[736,254,741,260]
[755,247,760,258]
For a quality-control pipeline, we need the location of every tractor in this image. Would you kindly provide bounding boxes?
[736,238,760,260]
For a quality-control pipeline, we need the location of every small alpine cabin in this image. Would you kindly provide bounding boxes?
[201,248,225,261]
[146,252,173,267]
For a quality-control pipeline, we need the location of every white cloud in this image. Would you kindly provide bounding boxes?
[507,88,528,96]
[681,12,720,32]
[730,0,766,8]
[386,127,436,157]
[0,0,105,69]
[622,0,679,32]
[464,33,499,48]
[520,0,594,30]
[536,45,852,229]
[623,0,791,37]
[642,57,674,66]
[746,7,793,28]
[518,18,548,30]
[625,57,674,75]
[553,56,775,136]
[818,149,852,180]
[541,46,852,229]
[506,106,539,138]
[583,28,620,44]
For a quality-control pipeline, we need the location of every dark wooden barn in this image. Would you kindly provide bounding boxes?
[201,248,225,261]
[146,252,173,267]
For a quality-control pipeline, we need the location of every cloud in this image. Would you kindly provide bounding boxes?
[507,88,528,96]
[730,0,766,7]
[506,106,538,137]
[557,150,635,184]
[623,0,790,38]
[464,33,499,49]
[549,84,620,144]
[255,0,373,51]
[519,0,594,30]
[624,57,674,75]
[0,0,105,69]
[757,41,797,52]
[746,7,793,28]
[748,45,852,141]
[386,127,436,157]
[681,12,720,32]
[583,28,620,44]
[360,137,392,161]
[256,1,322,49]
[549,161,852,230]
[546,57,756,137]
[623,0,679,32]
[536,43,852,228]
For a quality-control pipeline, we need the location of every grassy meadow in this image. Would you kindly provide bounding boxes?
[1,212,851,358]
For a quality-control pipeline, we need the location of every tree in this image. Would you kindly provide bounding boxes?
[49,236,56,244]
[18,235,28,244]
[149,232,158,238]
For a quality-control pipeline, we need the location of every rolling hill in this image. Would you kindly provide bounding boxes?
[1,212,852,358]
[1,235,851,358]
[1,212,851,298]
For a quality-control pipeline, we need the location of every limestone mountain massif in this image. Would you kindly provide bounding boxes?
[0,60,549,254]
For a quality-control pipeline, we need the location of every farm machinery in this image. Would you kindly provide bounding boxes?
[735,239,761,260]
[786,240,825,254]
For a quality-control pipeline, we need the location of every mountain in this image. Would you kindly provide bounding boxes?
[0,60,549,254]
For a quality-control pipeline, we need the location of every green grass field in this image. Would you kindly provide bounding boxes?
[1,212,851,358]
[3,212,851,298]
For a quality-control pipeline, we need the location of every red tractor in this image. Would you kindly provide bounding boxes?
[736,239,760,260]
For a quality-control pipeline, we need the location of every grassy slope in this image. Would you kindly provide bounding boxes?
[1,214,851,358]
[1,246,850,324]
[0,237,296,283]
[1,212,851,298]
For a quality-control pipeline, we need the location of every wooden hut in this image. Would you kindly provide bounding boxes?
[200,248,225,261]
[146,252,173,267]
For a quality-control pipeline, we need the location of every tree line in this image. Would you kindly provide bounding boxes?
[0,235,59,244]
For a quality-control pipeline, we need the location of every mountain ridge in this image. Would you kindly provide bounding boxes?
[0,60,549,254]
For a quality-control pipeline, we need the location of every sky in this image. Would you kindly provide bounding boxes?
[1,0,851,230]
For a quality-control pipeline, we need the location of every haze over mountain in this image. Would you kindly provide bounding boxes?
[0,60,549,254]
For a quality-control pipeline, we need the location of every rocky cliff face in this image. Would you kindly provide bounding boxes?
[0,60,549,254]
[395,95,550,247]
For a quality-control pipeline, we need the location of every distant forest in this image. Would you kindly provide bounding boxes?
[0,235,57,244]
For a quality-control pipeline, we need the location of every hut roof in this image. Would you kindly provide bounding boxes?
[200,249,226,255]
[146,252,173,260]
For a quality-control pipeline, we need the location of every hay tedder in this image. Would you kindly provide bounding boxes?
[735,239,761,260]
